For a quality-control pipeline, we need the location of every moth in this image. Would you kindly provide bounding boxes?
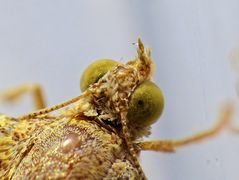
[0,39,233,179]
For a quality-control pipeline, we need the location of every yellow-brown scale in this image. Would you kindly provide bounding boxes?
[0,114,58,178]
[0,114,32,175]
[0,39,160,179]
[1,116,140,179]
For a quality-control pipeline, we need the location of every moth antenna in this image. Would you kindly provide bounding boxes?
[18,93,87,120]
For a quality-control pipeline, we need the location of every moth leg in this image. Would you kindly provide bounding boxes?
[0,84,46,110]
[136,103,233,152]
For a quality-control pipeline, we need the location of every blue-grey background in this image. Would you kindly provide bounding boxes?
[0,1,239,180]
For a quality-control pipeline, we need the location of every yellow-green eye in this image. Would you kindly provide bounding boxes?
[127,81,164,126]
[80,59,118,92]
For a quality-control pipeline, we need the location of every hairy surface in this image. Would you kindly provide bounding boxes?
[0,39,153,179]
[0,115,139,179]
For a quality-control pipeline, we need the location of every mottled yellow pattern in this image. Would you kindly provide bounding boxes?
[0,114,139,179]
[0,38,233,180]
[0,38,154,179]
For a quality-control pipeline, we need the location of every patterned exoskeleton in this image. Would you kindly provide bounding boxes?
[0,39,233,179]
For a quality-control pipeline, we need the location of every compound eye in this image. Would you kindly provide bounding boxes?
[80,59,118,92]
[127,81,164,126]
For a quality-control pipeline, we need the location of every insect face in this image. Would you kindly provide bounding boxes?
[76,41,164,141]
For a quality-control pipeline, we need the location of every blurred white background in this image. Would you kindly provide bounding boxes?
[0,1,239,180]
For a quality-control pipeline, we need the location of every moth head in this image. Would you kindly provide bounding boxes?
[80,57,164,138]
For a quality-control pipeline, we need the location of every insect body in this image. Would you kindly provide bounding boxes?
[1,115,140,179]
[0,39,233,179]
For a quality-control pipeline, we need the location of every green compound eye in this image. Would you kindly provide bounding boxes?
[80,59,118,92]
[127,81,164,126]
